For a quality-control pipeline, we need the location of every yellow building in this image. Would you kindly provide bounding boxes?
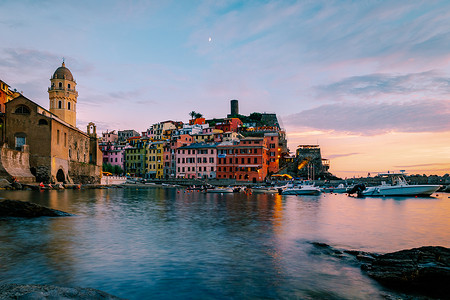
[146,141,164,178]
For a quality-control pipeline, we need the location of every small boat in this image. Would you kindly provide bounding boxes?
[281,184,321,195]
[251,186,280,194]
[362,173,440,197]
[206,187,234,193]
[322,183,349,193]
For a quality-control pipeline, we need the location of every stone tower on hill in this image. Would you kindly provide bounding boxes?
[48,62,78,127]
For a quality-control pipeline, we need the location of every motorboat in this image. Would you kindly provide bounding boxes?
[322,183,349,193]
[252,186,282,194]
[362,173,440,197]
[206,187,234,193]
[281,184,321,195]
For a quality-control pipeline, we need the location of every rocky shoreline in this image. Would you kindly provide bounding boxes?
[311,242,450,299]
[0,284,123,300]
[0,199,73,218]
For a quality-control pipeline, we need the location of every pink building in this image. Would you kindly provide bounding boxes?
[163,134,194,178]
[100,143,127,169]
[176,143,218,179]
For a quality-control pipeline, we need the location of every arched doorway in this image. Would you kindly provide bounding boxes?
[56,169,65,183]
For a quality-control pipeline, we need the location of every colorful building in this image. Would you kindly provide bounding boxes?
[163,134,194,178]
[214,118,243,132]
[100,142,126,169]
[146,141,164,178]
[125,138,148,177]
[176,143,217,179]
[216,137,269,182]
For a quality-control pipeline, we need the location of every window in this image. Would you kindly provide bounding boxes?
[57,130,60,144]
[14,133,26,150]
[68,102,71,110]
[38,119,48,125]
[64,133,67,147]
[254,157,257,163]
[58,101,62,109]
[68,83,71,89]
[59,82,62,88]
[14,105,30,114]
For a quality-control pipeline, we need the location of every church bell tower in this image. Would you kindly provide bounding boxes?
[48,61,78,127]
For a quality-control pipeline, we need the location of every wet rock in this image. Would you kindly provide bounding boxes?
[12,182,23,190]
[0,178,12,189]
[0,199,72,218]
[310,242,450,298]
[362,246,450,297]
[310,242,344,256]
[0,283,123,299]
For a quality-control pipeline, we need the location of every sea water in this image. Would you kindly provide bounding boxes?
[1,188,449,299]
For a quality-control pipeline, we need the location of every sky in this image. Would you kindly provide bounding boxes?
[1,0,449,178]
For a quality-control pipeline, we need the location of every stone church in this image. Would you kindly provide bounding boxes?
[3,62,102,184]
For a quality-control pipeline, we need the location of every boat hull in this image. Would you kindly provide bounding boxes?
[362,185,440,197]
[206,189,234,193]
[281,188,321,195]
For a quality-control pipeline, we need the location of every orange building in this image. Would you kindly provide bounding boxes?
[216,136,269,182]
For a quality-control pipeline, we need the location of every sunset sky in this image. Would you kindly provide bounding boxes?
[1,1,449,178]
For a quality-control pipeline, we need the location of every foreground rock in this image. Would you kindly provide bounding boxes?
[0,284,123,299]
[310,242,450,298]
[362,246,450,297]
[0,199,72,218]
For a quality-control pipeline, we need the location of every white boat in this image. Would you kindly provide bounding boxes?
[362,173,440,197]
[252,186,281,194]
[322,183,349,193]
[206,187,234,193]
[281,184,321,195]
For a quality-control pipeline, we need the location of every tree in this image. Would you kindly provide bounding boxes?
[189,111,197,119]
[102,163,113,173]
[194,112,203,119]
[113,165,123,175]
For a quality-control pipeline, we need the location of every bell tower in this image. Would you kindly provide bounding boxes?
[48,61,78,127]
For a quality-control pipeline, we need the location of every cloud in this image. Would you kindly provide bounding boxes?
[284,99,450,135]
[316,71,450,101]
[394,163,450,168]
[327,153,361,159]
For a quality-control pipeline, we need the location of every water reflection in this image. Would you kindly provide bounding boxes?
[0,189,449,299]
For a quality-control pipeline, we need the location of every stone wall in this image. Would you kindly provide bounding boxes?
[0,144,35,183]
[69,161,101,184]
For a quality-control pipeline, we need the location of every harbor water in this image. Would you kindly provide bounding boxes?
[1,188,449,299]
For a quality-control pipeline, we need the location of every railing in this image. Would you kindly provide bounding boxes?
[48,87,78,93]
